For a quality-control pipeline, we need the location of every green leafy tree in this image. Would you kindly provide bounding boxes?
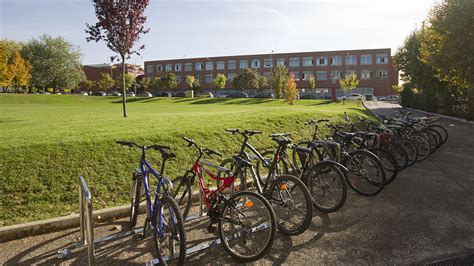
[214,73,227,90]
[139,77,150,92]
[80,79,96,92]
[339,73,359,96]
[98,73,115,92]
[257,75,268,92]
[21,34,85,92]
[420,0,474,118]
[273,65,289,99]
[115,73,135,91]
[309,76,316,89]
[284,73,298,105]
[233,68,260,92]
[161,73,177,90]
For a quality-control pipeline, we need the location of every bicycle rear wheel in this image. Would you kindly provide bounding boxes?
[428,124,448,144]
[153,195,186,265]
[396,138,418,167]
[381,141,408,170]
[370,147,399,185]
[219,191,276,262]
[343,149,386,196]
[411,134,430,161]
[268,174,313,236]
[304,161,347,213]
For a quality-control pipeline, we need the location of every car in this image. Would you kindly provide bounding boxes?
[111,91,122,96]
[254,93,275,99]
[55,92,62,95]
[95,91,107,96]
[300,94,318,99]
[226,92,249,98]
[138,92,152,97]
[384,95,400,102]
[172,92,185,97]
[42,91,50,95]
[80,91,89,96]
[364,94,377,101]
[29,91,39,94]
[347,93,364,101]
[126,92,135,97]
[155,92,171,97]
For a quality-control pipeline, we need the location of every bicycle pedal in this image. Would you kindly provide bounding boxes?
[132,234,144,241]
[206,224,217,233]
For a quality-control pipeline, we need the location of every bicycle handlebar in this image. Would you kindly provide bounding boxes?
[116,140,141,148]
[182,136,222,158]
[225,128,263,136]
[305,118,330,125]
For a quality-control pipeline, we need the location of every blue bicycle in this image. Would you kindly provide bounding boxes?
[116,140,186,265]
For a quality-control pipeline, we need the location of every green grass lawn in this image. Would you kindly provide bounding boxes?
[0,94,375,226]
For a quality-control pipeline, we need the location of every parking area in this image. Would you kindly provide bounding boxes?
[1,102,473,265]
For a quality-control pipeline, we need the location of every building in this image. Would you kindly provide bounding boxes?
[144,48,398,97]
[82,63,144,83]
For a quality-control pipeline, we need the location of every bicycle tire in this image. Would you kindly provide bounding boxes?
[342,149,386,196]
[426,127,443,148]
[396,138,418,167]
[171,176,193,222]
[129,171,142,228]
[411,134,430,161]
[304,160,347,213]
[219,191,276,262]
[421,129,439,154]
[153,195,187,266]
[428,124,448,144]
[381,141,408,170]
[370,147,399,185]
[268,174,313,236]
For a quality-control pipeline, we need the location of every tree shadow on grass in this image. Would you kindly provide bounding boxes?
[111,97,151,104]
[312,100,333,106]
[223,98,275,105]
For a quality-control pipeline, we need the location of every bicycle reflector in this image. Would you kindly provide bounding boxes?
[280,183,287,190]
[245,201,254,207]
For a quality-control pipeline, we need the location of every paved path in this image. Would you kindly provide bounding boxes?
[1,102,473,265]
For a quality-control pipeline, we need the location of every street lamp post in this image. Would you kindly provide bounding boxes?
[270,50,274,97]
[207,57,212,97]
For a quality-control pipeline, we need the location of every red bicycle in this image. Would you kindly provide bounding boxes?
[171,137,276,262]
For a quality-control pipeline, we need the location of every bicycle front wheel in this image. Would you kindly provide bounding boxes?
[343,150,386,196]
[219,191,276,263]
[411,134,430,161]
[268,174,313,236]
[171,176,193,221]
[370,147,399,185]
[153,195,187,266]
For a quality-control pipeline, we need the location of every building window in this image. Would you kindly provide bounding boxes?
[303,57,314,67]
[330,70,342,80]
[155,64,163,72]
[302,71,314,80]
[205,74,213,83]
[360,55,372,65]
[376,69,388,79]
[216,61,225,70]
[316,71,328,81]
[361,70,372,80]
[289,57,300,68]
[175,75,182,83]
[376,54,389,64]
[205,62,213,70]
[276,58,285,66]
[263,59,273,68]
[345,55,357,65]
[316,56,328,66]
[330,56,342,66]
[239,60,248,69]
[227,73,236,82]
[228,60,236,70]
[175,63,182,72]
[251,59,260,68]
[146,65,154,74]
[195,62,203,71]
[345,70,357,78]
[165,64,172,72]
[291,71,300,81]
[184,63,192,72]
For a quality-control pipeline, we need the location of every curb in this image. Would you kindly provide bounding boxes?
[404,107,474,125]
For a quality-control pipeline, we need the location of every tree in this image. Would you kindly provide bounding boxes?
[98,73,115,92]
[214,73,227,90]
[9,50,32,92]
[284,73,298,105]
[339,73,359,96]
[233,68,260,92]
[273,65,289,99]
[139,77,150,92]
[115,73,135,92]
[21,34,85,92]
[419,0,474,118]
[309,76,316,90]
[161,73,177,90]
[0,42,12,88]
[86,0,150,117]
[186,75,195,90]
[257,75,268,92]
[80,79,96,92]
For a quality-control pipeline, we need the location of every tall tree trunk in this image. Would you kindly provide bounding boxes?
[121,55,127,118]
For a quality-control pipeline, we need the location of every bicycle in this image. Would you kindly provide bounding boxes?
[219,129,313,236]
[171,137,276,262]
[116,140,186,265]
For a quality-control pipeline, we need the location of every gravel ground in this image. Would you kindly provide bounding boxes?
[1,102,473,265]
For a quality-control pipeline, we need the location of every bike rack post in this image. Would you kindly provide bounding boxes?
[80,176,95,266]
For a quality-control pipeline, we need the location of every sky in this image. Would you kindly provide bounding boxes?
[0,0,438,66]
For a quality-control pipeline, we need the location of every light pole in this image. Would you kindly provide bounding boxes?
[206,57,212,96]
[344,52,350,96]
[270,50,274,96]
